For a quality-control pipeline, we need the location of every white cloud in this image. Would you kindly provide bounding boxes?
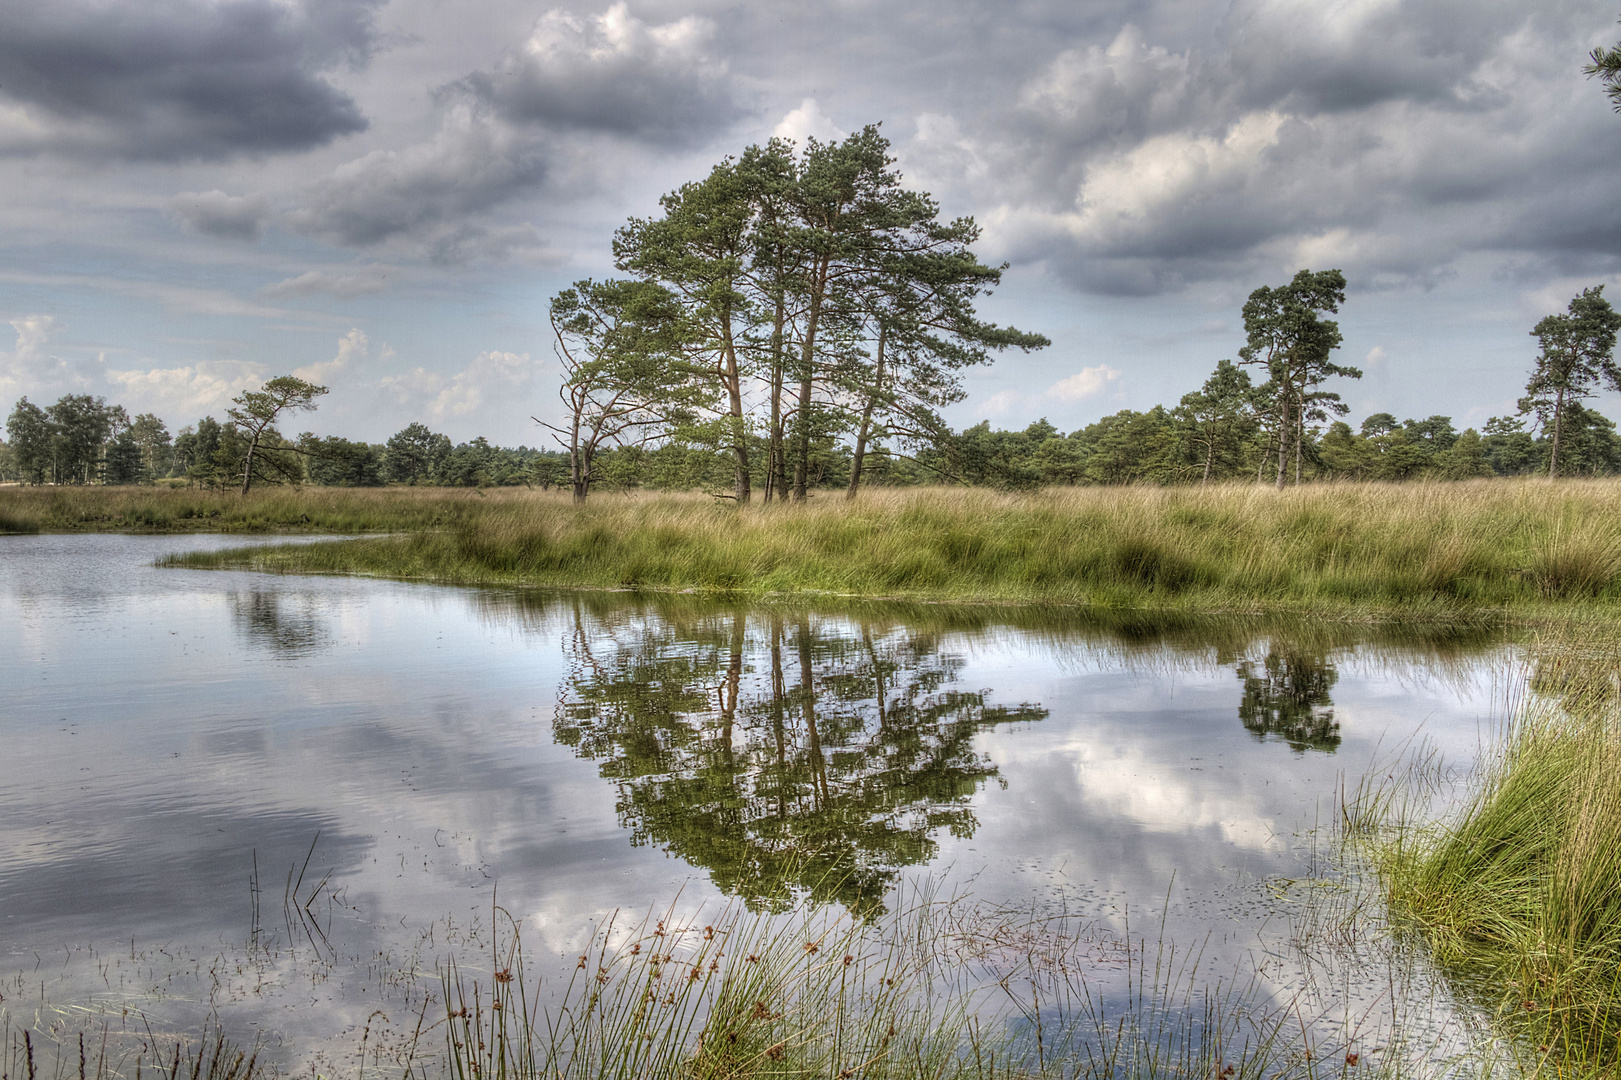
[380,349,535,421]
[978,389,1020,417]
[773,98,845,146]
[104,360,264,418]
[901,113,988,190]
[0,314,65,399]
[1047,365,1121,402]
[9,314,54,362]
[293,328,373,385]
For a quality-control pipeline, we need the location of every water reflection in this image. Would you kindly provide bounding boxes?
[0,537,1523,1076]
[556,608,1048,911]
[228,589,332,657]
[1236,647,1341,752]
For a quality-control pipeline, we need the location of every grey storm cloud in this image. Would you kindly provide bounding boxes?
[460,2,744,146]
[0,0,378,161]
[284,3,740,257]
[168,190,273,241]
[969,0,1621,295]
[286,103,549,259]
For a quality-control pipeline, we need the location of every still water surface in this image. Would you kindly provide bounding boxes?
[0,534,1513,1067]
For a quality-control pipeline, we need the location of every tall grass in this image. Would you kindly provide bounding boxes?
[154,479,1621,619]
[1375,646,1621,1068]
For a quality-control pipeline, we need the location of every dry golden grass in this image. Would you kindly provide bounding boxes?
[134,477,1621,619]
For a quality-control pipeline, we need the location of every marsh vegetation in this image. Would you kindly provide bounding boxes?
[129,480,1621,621]
[1370,641,1621,1070]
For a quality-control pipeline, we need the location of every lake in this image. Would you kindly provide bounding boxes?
[0,534,1515,1073]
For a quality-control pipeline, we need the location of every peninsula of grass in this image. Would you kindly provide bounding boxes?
[129,478,1621,622]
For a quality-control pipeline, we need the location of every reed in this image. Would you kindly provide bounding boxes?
[147,479,1621,620]
[0,1024,261,1080]
[429,894,1309,1080]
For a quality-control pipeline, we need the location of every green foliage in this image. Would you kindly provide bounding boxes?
[6,395,53,483]
[1519,286,1621,478]
[1585,17,1621,111]
[174,415,224,482]
[298,433,384,486]
[103,427,145,485]
[3,393,125,484]
[547,278,690,500]
[613,125,1044,503]
[128,412,173,479]
[383,421,452,483]
[1236,648,1340,752]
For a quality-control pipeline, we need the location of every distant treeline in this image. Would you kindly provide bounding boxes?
[5,128,1618,494]
[0,386,1612,491]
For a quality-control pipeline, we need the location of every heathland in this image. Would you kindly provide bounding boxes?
[6,478,1621,624]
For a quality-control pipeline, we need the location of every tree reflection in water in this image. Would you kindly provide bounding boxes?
[554,607,1047,912]
[228,590,332,658]
[1236,647,1340,752]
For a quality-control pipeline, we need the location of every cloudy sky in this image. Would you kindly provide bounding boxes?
[1,0,1618,445]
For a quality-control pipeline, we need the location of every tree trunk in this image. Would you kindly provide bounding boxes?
[792,258,830,502]
[240,432,258,494]
[568,412,588,502]
[721,315,751,503]
[846,324,886,500]
[1294,405,1303,486]
[1274,396,1288,491]
[1202,431,1213,485]
[863,625,887,729]
[767,296,788,502]
[1550,389,1564,479]
[572,456,590,502]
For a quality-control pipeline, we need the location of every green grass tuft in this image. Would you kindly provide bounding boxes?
[1374,645,1621,1069]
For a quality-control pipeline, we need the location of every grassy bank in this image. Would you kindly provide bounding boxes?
[1373,644,1621,1068]
[141,479,1621,620]
[0,485,501,534]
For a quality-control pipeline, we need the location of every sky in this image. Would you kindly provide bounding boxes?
[1,0,1619,447]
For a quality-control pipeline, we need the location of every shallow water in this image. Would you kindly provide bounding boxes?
[0,534,1515,1072]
